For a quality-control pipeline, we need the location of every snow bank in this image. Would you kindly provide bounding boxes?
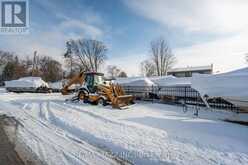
[151,75,191,87]
[191,67,248,108]
[48,81,62,89]
[119,77,156,86]
[0,87,6,93]
[115,76,143,85]
[5,77,49,88]
[115,76,191,87]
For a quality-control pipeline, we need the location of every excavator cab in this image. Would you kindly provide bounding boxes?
[84,72,105,93]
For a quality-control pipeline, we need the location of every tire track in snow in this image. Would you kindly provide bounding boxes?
[36,101,125,165]
[16,103,95,165]
[1,96,248,165]
[49,101,248,165]
[1,100,122,165]
[47,102,192,165]
[42,102,132,165]
[53,102,142,128]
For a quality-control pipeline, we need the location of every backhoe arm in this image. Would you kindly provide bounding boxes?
[61,72,85,95]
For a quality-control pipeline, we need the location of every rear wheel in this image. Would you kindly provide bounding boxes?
[78,89,89,102]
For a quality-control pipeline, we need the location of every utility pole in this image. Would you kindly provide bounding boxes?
[32,51,38,76]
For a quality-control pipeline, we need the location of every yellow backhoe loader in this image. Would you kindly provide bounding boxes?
[61,72,134,109]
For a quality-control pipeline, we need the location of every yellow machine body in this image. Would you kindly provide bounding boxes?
[61,72,134,109]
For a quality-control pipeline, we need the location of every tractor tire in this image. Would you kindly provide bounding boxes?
[98,98,107,106]
[78,90,89,102]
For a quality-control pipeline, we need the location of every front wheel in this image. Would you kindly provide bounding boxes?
[98,98,107,106]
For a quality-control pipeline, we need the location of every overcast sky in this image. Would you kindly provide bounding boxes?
[0,0,247,76]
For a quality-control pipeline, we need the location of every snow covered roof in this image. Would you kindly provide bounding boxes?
[5,77,49,88]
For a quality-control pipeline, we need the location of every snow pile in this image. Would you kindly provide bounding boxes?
[151,75,191,86]
[5,77,49,88]
[191,67,248,108]
[116,76,191,87]
[115,76,143,85]
[223,67,248,76]
[116,77,156,86]
[0,87,6,93]
[48,81,62,89]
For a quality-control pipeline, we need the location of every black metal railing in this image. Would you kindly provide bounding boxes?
[122,85,239,112]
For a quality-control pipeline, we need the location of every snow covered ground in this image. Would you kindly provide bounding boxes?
[0,90,247,165]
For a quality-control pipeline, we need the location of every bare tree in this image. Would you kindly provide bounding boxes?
[39,56,63,82]
[31,51,40,76]
[66,39,107,72]
[0,50,14,66]
[107,65,121,78]
[140,60,156,77]
[0,51,13,83]
[0,51,26,81]
[118,71,127,77]
[2,56,27,80]
[141,38,176,76]
[64,46,81,78]
[1,50,63,82]
[107,65,128,78]
[150,38,176,76]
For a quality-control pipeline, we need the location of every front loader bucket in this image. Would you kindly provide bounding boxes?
[112,95,135,109]
[98,83,135,109]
